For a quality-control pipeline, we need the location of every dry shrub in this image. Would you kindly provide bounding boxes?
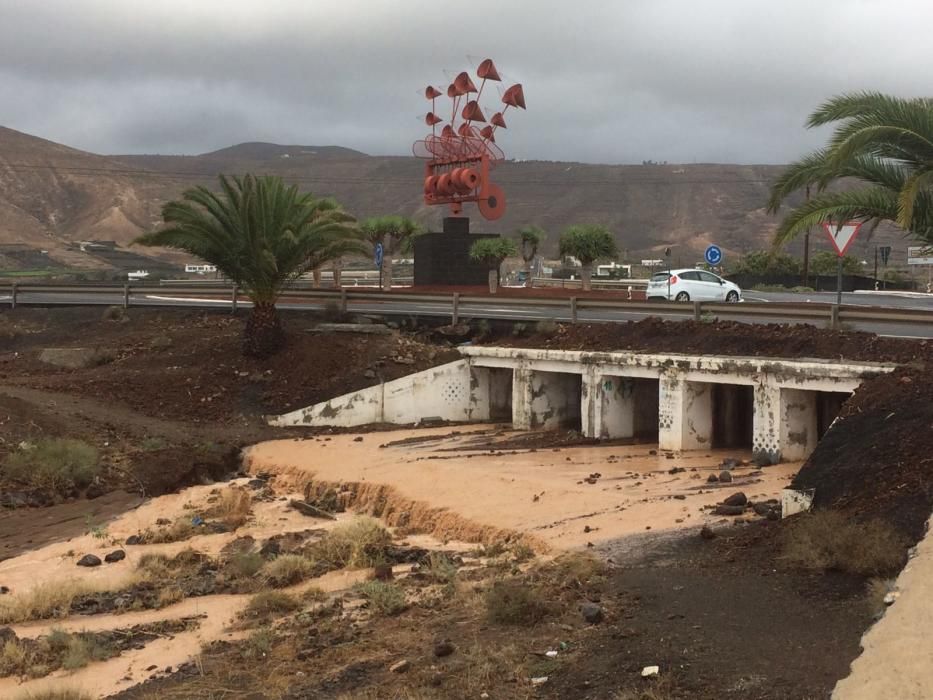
[535,319,559,337]
[262,555,314,587]
[142,517,196,544]
[14,690,94,700]
[211,487,252,528]
[156,587,184,608]
[226,551,265,580]
[485,581,549,625]
[310,517,391,569]
[354,581,407,616]
[460,642,526,698]
[612,678,678,700]
[2,439,100,493]
[424,552,458,584]
[0,639,28,676]
[0,580,93,625]
[546,551,608,590]
[244,591,300,619]
[783,510,908,576]
[60,636,110,671]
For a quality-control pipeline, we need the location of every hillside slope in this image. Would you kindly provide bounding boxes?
[0,125,911,269]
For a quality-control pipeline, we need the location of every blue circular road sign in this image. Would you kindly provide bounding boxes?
[704,245,722,266]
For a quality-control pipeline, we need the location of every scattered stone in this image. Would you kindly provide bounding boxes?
[289,499,337,520]
[700,525,716,540]
[530,676,549,686]
[766,510,780,521]
[641,665,660,678]
[0,586,9,595]
[883,591,900,605]
[433,639,455,658]
[673,494,686,500]
[353,436,364,442]
[104,549,126,563]
[722,492,748,507]
[39,347,114,369]
[77,554,102,567]
[156,518,171,526]
[718,471,733,483]
[373,563,394,581]
[145,665,158,672]
[580,602,604,624]
[713,505,745,516]
[668,467,686,474]
[648,449,657,455]
[390,659,411,673]
[125,535,142,546]
[706,473,719,483]
[246,479,267,490]
[752,503,772,516]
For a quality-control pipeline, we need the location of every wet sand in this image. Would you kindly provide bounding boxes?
[246,425,800,549]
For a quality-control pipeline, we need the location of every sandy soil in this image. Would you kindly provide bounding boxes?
[0,478,394,698]
[246,426,800,550]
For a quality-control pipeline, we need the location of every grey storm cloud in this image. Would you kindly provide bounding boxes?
[0,0,930,163]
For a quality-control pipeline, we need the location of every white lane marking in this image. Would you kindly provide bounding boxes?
[743,296,770,302]
[143,295,251,306]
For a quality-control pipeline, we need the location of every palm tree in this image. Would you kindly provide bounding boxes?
[360,215,422,291]
[469,238,517,294]
[136,174,360,358]
[516,225,545,287]
[558,224,618,291]
[768,92,933,247]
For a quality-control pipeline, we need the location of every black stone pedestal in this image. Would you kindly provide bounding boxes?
[412,217,499,286]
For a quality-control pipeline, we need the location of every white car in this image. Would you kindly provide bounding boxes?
[646,268,742,302]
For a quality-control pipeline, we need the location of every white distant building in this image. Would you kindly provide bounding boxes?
[185,264,218,274]
[641,259,665,267]
[128,270,149,280]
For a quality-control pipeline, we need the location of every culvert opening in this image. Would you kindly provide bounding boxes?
[712,383,754,449]
[478,367,513,421]
[599,376,659,441]
[529,370,582,431]
[816,391,851,438]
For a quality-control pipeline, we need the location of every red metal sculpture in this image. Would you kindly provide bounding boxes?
[413,58,525,221]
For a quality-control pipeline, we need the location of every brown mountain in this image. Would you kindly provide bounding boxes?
[0,125,909,272]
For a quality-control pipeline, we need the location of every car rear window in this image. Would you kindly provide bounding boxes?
[650,273,670,281]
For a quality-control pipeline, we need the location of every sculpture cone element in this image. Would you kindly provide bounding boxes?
[490,112,507,128]
[480,125,495,142]
[454,71,478,94]
[425,86,442,99]
[502,84,526,109]
[476,59,501,81]
[461,100,486,122]
[425,112,443,126]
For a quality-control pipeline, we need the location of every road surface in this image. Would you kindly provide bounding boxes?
[3,289,932,339]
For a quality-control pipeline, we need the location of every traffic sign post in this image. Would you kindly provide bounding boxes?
[375,243,385,290]
[822,221,862,312]
[704,245,722,267]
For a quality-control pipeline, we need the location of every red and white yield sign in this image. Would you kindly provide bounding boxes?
[821,221,862,257]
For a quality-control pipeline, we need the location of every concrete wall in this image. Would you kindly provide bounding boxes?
[270,361,474,428]
[270,347,893,461]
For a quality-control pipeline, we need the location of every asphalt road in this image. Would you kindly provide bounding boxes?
[3,290,932,339]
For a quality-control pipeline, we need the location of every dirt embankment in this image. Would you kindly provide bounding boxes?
[496,317,931,364]
[0,307,458,510]
[792,364,933,541]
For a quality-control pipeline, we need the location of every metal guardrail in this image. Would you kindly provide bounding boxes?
[2,282,932,332]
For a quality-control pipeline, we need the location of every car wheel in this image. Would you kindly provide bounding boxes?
[726,290,739,302]
[675,291,690,302]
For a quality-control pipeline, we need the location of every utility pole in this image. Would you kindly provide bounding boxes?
[802,185,811,287]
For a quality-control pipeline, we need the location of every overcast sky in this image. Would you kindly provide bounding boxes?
[1,0,929,164]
